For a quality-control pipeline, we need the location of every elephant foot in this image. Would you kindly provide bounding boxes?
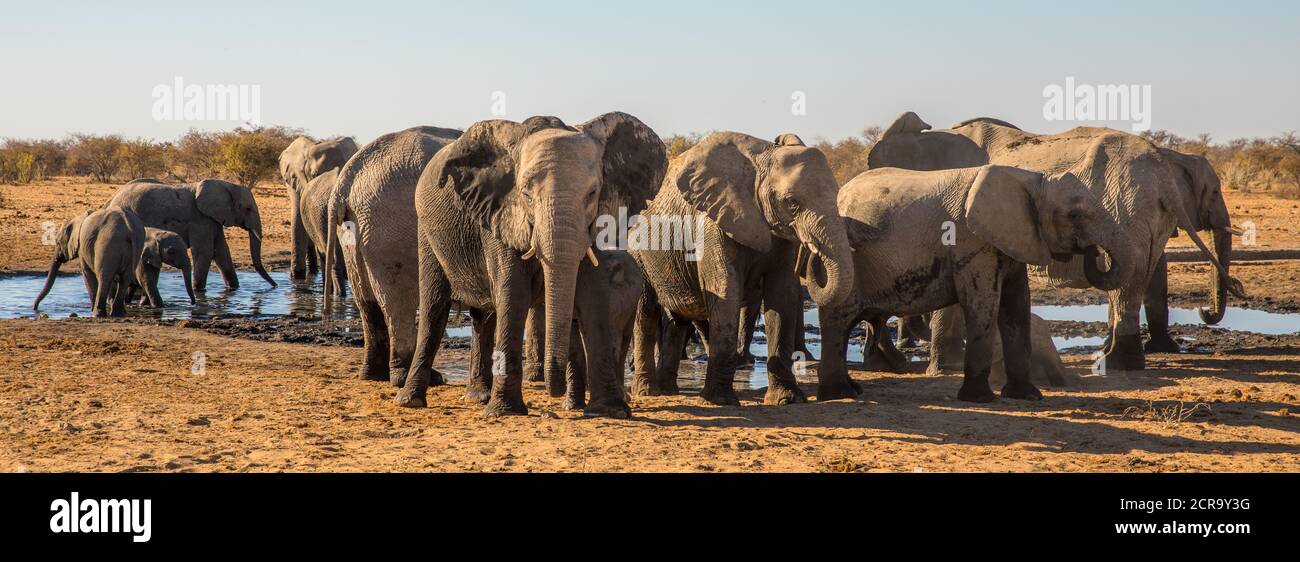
[957,378,996,403]
[583,399,631,419]
[1144,333,1181,354]
[358,365,389,382]
[797,346,816,361]
[464,384,491,405]
[562,394,585,411]
[290,269,307,281]
[865,347,907,373]
[700,382,740,406]
[926,361,962,377]
[1105,335,1147,372]
[630,375,679,397]
[816,378,862,402]
[896,337,920,349]
[763,381,807,406]
[483,395,528,418]
[1000,380,1043,400]
[394,387,426,408]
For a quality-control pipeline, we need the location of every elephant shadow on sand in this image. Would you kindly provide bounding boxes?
[633,355,1300,456]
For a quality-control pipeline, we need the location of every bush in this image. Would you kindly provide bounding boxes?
[216,126,300,189]
[169,129,223,182]
[120,138,168,181]
[67,134,125,183]
[664,133,704,160]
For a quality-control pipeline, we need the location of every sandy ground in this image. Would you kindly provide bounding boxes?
[0,319,1296,472]
[1,178,1298,472]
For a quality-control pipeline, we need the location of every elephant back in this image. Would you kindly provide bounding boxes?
[105,182,201,239]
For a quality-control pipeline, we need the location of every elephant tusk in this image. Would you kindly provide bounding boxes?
[585,247,600,268]
[806,241,821,256]
[1225,225,1245,236]
[521,246,536,260]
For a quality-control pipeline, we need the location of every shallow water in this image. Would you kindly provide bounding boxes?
[2,271,358,320]
[1034,304,1300,336]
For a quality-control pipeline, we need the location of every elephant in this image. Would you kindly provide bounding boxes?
[322,126,463,384]
[279,136,359,279]
[819,165,1132,402]
[396,112,666,418]
[129,227,196,308]
[867,112,1244,372]
[300,168,347,297]
[33,206,146,317]
[927,310,1076,388]
[630,132,857,406]
[106,179,277,293]
[1144,148,1236,352]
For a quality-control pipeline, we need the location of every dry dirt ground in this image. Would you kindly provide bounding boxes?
[0,178,1298,472]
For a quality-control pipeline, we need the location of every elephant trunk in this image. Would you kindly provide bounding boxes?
[1200,228,1233,324]
[245,212,277,288]
[795,212,855,308]
[33,256,64,310]
[178,253,196,305]
[1082,227,1132,292]
[536,211,585,399]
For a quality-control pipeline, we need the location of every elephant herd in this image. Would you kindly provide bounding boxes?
[35,109,1246,420]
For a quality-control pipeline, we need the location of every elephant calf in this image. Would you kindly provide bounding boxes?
[820,165,1131,402]
[129,227,196,308]
[34,206,146,317]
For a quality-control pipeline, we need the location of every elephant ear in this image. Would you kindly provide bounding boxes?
[195,179,239,227]
[579,112,666,217]
[883,112,931,138]
[438,117,570,251]
[142,239,163,269]
[63,211,89,261]
[964,165,1053,266]
[675,135,771,252]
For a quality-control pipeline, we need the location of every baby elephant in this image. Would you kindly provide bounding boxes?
[819,165,1131,402]
[34,206,147,317]
[129,227,196,307]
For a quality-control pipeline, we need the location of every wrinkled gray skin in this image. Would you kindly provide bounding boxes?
[868,112,1243,372]
[129,227,195,307]
[322,127,462,385]
[300,168,347,297]
[397,113,666,418]
[631,132,856,406]
[279,136,359,279]
[106,179,276,293]
[34,206,146,317]
[821,165,1132,402]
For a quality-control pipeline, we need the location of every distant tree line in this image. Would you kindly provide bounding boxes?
[0,126,306,189]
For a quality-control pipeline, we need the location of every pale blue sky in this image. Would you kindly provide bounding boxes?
[2,0,1297,144]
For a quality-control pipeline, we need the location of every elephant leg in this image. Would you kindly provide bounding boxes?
[996,262,1041,400]
[814,302,862,401]
[91,270,111,318]
[868,317,909,373]
[212,233,240,290]
[700,288,742,407]
[1143,254,1180,353]
[630,291,663,397]
[955,258,1001,403]
[564,325,587,411]
[330,243,348,297]
[523,304,544,383]
[290,190,308,280]
[760,267,807,405]
[649,319,689,395]
[465,309,496,404]
[109,276,128,317]
[1104,288,1147,372]
[735,297,760,366]
[81,269,98,310]
[484,266,530,417]
[927,305,966,375]
[307,246,320,277]
[350,252,389,382]
[396,239,451,407]
[189,228,215,293]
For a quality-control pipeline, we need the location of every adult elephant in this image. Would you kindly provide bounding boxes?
[868,112,1243,371]
[821,165,1131,401]
[300,169,347,297]
[631,132,856,405]
[33,206,146,317]
[279,136,359,279]
[323,126,462,384]
[106,179,276,293]
[397,113,666,418]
